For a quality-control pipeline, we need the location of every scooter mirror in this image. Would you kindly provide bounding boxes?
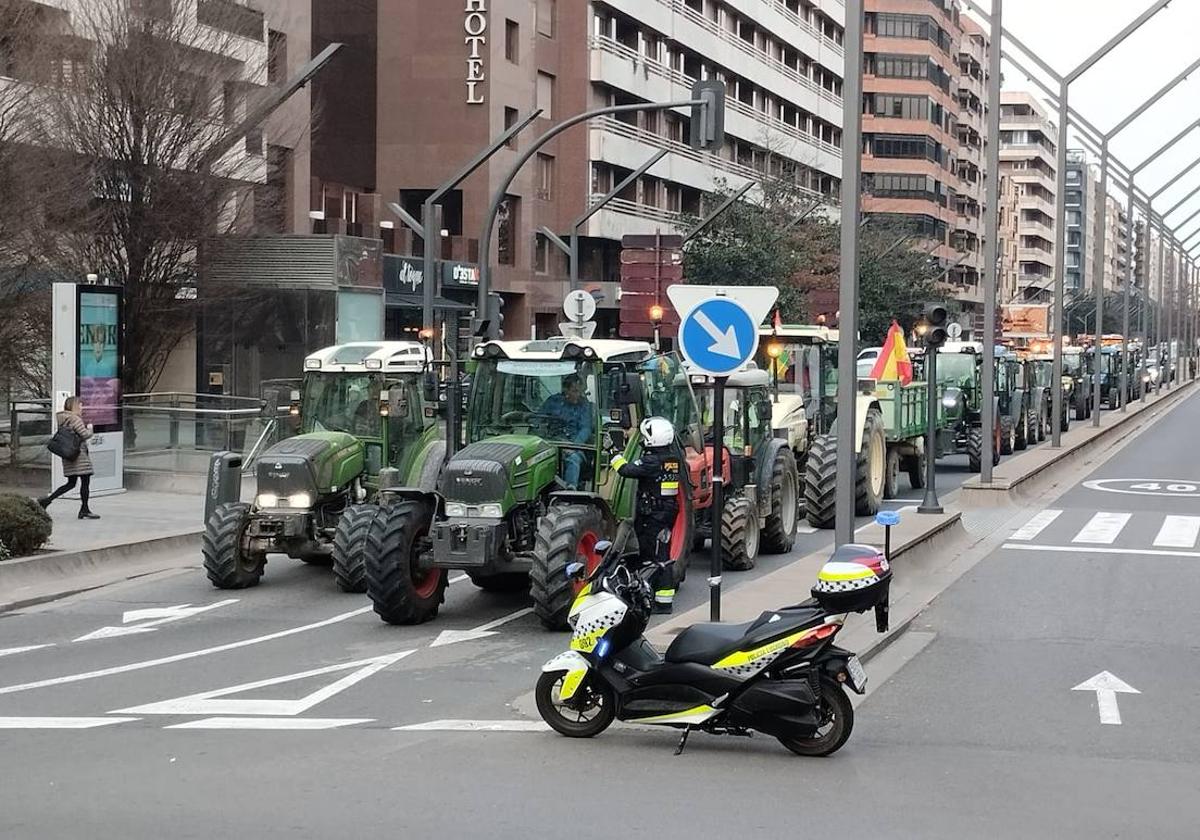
[595,540,612,556]
[565,562,586,580]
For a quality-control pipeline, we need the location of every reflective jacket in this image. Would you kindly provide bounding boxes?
[614,445,683,514]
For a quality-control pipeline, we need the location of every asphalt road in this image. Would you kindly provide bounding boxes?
[0,409,1110,839]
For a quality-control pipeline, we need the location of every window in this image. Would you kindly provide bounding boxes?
[537,0,556,37]
[866,133,944,164]
[865,173,944,203]
[504,107,519,148]
[536,71,555,119]
[505,19,519,63]
[865,93,941,124]
[497,196,519,266]
[268,29,287,84]
[867,53,952,92]
[535,154,554,200]
[534,233,551,274]
[868,12,953,52]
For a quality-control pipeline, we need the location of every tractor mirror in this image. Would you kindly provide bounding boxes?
[422,373,438,404]
[615,372,643,406]
[608,428,627,452]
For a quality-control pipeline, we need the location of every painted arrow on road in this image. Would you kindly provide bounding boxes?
[74,600,239,642]
[429,607,534,648]
[1073,671,1141,725]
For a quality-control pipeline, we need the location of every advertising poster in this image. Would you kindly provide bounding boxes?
[77,289,121,430]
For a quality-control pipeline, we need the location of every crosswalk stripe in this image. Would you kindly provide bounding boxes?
[1153,515,1200,548]
[1011,509,1063,541]
[1072,512,1131,544]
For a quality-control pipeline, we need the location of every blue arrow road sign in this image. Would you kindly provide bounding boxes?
[679,298,759,376]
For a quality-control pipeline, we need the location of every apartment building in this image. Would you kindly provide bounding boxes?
[950,13,989,319]
[861,0,964,265]
[1103,194,1130,293]
[1063,149,1098,297]
[998,90,1057,302]
[292,0,849,339]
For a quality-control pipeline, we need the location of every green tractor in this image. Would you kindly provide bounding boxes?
[996,351,1030,454]
[687,365,802,571]
[1029,353,1070,433]
[1063,346,1094,421]
[916,342,1000,473]
[201,342,443,592]
[363,337,709,629]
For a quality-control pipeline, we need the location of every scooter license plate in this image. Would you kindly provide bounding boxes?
[846,656,867,693]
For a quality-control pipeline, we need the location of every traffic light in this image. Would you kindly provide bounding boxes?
[925,303,949,348]
[689,80,726,151]
[479,292,504,340]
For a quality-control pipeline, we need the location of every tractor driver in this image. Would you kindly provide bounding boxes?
[539,373,594,489]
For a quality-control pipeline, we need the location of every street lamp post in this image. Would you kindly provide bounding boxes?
[979,0,1003,484]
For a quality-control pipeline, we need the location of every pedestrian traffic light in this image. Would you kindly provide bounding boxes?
[689,80,726,152]
[925,303,949,348]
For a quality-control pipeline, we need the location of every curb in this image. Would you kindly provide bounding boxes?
[0,530,201,612]
[959,379,1197,507]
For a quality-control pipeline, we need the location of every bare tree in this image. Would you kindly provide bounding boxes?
[8,0,297,393]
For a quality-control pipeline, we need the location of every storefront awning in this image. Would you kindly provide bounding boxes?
[386,291,474,311]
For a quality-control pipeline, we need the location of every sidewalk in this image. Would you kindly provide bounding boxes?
[0,485,208,610]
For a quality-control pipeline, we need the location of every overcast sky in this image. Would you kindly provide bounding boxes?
[963,0,1200,237]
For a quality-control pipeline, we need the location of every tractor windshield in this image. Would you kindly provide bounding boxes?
[1064,354,1083,376]
[938,353,976,389]
[301,372,383,438]
[467,359,601,446]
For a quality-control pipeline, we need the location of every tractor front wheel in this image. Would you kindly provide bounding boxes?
[761,448,799,554]
[332,503,378,593]
[202,502,266,590]
[855,410,886,517]
[363,501,445,625]
[720,495,760,571]
[803,434,837,530]
[530,505,605,631]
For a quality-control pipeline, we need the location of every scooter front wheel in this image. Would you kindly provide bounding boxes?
[777,679,854,757]
[536,671,615,738]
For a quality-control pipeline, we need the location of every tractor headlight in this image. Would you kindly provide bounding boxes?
[941,387,962,410]
[287,492,313,509]
[255,493,279,508]
[478,503,504,519]
[445,502,467,517]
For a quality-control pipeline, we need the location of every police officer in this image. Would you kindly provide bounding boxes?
[611,416,683,614]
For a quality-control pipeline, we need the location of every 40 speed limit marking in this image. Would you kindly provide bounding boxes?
[1082,479,1200,497]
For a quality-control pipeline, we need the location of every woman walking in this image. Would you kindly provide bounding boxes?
[39,396,100,519]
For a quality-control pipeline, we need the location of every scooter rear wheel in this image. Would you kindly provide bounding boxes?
[777,679,854,757]
[536,671,615,738]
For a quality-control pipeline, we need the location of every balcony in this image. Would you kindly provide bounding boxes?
[1018,219,1054,241]
[583,196,691,240]
[590,36,841,168]
[604,0,844,111]
[1018,247,1055,267]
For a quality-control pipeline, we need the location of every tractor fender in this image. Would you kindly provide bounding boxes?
[755,437,791,516]
[379,486,441,513]
[416,439,447,494]
[853,397,883,452]
[548,491,615,529]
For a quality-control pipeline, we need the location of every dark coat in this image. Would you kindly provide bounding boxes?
[56,411,94,477]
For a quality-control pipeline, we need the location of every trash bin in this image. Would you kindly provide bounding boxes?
[205,451,243,524]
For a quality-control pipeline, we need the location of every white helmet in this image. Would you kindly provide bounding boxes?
[640,416,675,448]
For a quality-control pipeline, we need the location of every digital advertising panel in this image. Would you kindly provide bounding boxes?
[76,286,123,432]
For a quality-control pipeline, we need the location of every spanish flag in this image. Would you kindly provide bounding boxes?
[869,321,913,385]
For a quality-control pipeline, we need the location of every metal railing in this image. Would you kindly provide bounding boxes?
[5,393,291,475]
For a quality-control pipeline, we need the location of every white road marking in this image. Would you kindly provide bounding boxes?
[430,607,534,648]
[0,644,54,659]
[1073,671,1140,726]
[394,719,550,732]
[75,600,240,642]
[0,717,138,729]
[796,526,818,535]
[165,717,373,730]
[1002,543,1200,558]
[112,649,415,716]
[1153,515,1200,548]
[1083,479,1200,498]
[1010,509,1063,541]
[0,605,373,697]
[1072,512,1131,544]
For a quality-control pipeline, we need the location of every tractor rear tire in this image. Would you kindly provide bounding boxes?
[761,448,799,555]
[468,572,529,593]
[908,451,927,490]
[202,502,266,590]
[855,409,886,517]
[530,505,605,631]
[1014,411,1028,451]
[803,434,837,530]
[883,447,900,501]
[332,503,378,593]
[1000,416,1015,455]
[720,495,759,571]
[364,501,446,625]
